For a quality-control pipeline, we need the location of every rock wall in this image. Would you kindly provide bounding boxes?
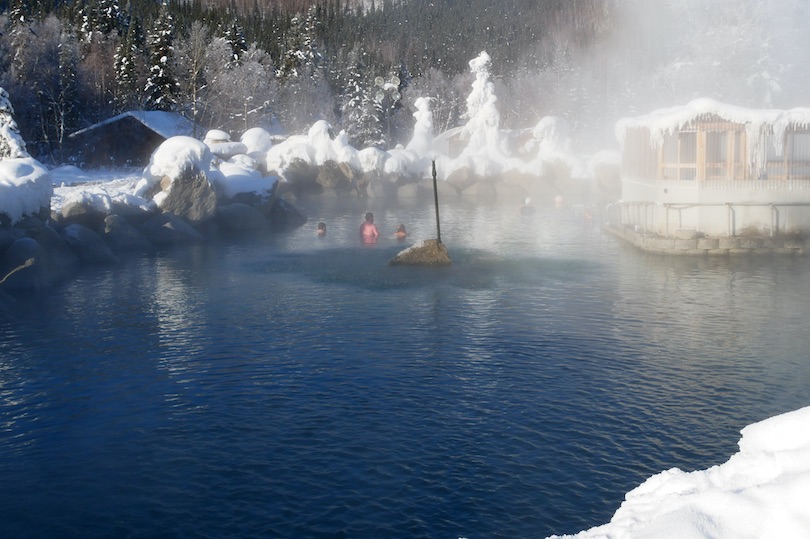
[0,167,308,302]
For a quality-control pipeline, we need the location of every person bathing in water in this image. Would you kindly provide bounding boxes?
[395,224,407,240]
[360,212,380,244]
[317,222,327,237]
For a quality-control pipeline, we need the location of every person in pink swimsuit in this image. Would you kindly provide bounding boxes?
[360,212,380,244]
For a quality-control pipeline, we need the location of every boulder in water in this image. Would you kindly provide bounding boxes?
[157,165,218,224]
[139,212,206,245]
[389,239,452,266]
[103,214,153,253]
[61,223,118,264]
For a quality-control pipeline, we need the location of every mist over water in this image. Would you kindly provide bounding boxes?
[513,0,810,151]
[2,199,809,538]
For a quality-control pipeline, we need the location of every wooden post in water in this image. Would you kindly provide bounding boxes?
[388,160,451,266]
[432,160,442,244]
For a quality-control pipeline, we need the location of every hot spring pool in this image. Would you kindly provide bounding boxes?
[2,198,809,538]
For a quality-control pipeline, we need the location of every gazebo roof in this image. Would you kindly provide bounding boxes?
[616,98,810,148]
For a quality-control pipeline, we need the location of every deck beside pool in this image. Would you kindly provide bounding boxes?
[605,224,808,256]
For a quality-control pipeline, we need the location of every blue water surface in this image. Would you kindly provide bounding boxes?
[1,199,809,538]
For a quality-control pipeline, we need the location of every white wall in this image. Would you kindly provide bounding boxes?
[620,177,810,236]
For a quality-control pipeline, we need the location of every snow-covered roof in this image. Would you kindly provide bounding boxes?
[70,111,196,140]
[616,98,810,148]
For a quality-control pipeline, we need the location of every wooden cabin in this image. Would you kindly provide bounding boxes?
[69,111,197,168]
[615,99,810,238]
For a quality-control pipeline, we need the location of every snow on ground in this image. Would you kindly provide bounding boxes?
[548,405,810,539]
[50,166,144,213]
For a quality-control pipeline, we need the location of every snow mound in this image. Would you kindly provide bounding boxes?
[0,157,53,224]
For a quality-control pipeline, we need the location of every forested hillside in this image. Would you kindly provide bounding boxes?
[1,0,807,165]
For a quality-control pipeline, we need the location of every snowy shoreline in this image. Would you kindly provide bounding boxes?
[548,405,810,539]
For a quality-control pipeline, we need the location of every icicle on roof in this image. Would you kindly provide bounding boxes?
[615,98,810,170]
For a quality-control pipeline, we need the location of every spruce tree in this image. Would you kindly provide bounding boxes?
[339,47,368,148]
[113,22,140,111]
[277,6,324,83]
[0,88,30,160]
[223,19,248,68]
[54,33,79,151]
[94,0,121,36]
[359,90,385,149]
[143,7,179,111]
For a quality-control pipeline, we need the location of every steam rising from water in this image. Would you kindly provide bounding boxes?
[516,0,810,151]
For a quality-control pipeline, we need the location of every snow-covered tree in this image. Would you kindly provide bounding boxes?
[405,67,466,135]
[340,47,374,147]
[0,87,29,159]
[2,15,83,161]
[6,0,32,81]
[207,44,278,133]
[113,23,140,110]
[175,20,211,136]
[357,87,385,149]
[52,32,80,152]
[222,19,248,68]
[405,96,434,155]
[277,6,324,83]
[461,51,502,155]
[143,7,179,111]
[94,0,122,36]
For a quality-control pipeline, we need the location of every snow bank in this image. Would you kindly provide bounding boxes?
[549,406,810,539]
[0,157,53,224]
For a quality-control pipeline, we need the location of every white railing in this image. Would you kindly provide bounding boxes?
[659,178,810,191]
[611,199,810,238]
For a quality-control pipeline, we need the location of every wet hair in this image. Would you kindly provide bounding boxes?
[397,224,406,232]
[317,222,326,231]
[365,212,374,222]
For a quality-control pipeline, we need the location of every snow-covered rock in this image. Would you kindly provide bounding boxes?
[240,127,274,153]
[0,158,53,225]
[136,136,214,197]
[213,160,277,200]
